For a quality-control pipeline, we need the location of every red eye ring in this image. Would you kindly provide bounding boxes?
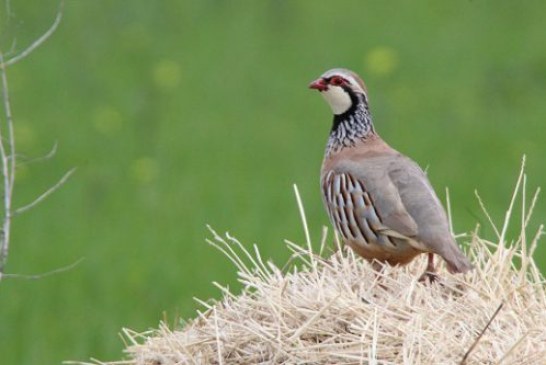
[330,76,344,86]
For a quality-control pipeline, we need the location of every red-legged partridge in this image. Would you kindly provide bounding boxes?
[309,68,473,279]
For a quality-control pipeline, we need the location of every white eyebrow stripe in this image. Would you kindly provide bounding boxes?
[345,75,364,92]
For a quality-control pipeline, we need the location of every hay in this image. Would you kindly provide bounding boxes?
[84,161,546,365]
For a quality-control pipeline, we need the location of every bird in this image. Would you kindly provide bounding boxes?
[309,68,473,280]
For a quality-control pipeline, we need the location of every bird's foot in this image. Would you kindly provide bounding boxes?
[418,271,440,284]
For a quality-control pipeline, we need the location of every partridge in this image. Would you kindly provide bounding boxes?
[309,68,473,278]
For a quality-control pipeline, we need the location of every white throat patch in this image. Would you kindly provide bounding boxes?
[321,86,352,115]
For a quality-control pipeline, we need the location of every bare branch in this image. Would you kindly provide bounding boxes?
[14,167,76,216]
[0,1,64,69]
[0,1,68,279]
[0,51,14,273]
[4,58,16,200]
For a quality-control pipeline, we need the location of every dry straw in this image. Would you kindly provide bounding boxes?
[80,158,546,365]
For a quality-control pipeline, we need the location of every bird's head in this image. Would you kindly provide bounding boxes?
[309,68,368,115]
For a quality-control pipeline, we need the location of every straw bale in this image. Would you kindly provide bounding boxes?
[85,163,546,365]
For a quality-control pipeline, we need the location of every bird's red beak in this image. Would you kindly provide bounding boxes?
[309,78,328,91]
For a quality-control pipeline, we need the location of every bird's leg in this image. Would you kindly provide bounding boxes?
[419,253,439,283]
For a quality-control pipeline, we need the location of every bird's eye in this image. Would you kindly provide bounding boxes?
[330,76,344,86]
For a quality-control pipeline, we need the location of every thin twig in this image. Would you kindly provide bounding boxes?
[459,302,504,365]
[0,1,64,69]
[22,140,59,164]
[0,51,14,273]
[0,257,84,280]
[14,167,76,216]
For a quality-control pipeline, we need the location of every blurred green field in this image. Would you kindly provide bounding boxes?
[0,1,545,363]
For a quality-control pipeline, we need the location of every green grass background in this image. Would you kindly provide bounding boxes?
[0,1,545,363]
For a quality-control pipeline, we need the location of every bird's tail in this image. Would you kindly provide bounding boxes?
[443,242,474,274]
